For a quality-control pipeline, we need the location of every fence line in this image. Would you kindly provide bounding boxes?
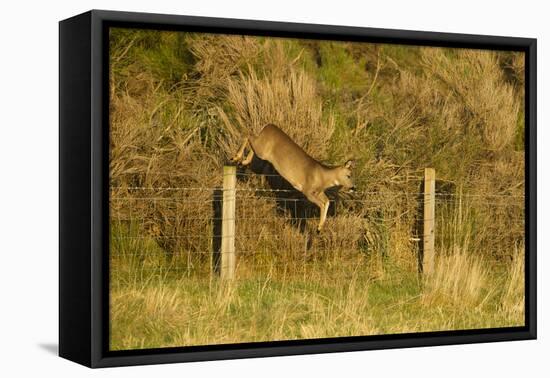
[110,186,525,198]
[110,197,524,208]
[110,167,526,280]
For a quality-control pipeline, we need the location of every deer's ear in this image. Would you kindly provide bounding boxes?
[345,160,355,169]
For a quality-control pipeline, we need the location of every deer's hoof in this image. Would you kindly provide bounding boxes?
[316,228,321,235]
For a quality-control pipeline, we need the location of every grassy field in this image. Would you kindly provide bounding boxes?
[108,28,526,350]
[110,230,524,350]
[109,208,525,350]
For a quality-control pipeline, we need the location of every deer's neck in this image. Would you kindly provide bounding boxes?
[319,165,341,189]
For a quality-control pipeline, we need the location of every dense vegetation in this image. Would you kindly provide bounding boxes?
[109,28,525,350]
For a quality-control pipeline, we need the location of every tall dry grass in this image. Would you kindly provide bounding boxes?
[421,48,519,152]
[500,245,525,323]
[422,249,489,307]
[219,67,334,160]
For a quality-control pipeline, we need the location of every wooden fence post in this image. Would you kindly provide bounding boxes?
[423,168,436,275]
[221,166,236,280]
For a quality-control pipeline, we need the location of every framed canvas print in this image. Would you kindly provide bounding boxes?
[59,10,536,368]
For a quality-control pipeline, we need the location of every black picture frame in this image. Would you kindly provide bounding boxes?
[59,9,537,368]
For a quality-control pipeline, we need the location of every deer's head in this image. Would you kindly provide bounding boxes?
[334,160,356,193]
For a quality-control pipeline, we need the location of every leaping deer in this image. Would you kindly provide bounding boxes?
[231,124,355,232]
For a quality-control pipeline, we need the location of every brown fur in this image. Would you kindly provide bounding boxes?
[232,124,355,231]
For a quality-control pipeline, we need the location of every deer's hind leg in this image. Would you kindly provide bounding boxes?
[241,149,255,166]
[231,138,250,164]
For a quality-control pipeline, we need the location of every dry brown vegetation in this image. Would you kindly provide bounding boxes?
[109,28,526,350]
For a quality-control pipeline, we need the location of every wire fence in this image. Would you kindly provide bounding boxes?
[109,170,525,279]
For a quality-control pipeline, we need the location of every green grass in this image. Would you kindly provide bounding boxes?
[109,226,524,351]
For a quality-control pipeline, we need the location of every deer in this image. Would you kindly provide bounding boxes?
[231,124,355,232]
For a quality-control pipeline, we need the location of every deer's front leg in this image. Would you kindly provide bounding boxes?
[304,191,327,233]
[231,138,249,164]
[317,192,330,232]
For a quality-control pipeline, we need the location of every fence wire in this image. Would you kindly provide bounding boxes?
[109,172,525,278]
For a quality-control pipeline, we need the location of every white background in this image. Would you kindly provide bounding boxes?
[0,0,546,376]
